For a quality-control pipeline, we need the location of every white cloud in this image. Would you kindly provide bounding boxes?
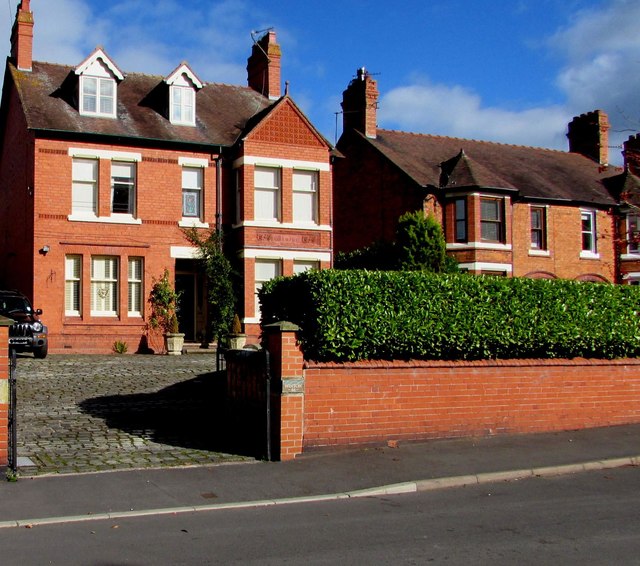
[379,80,570,150]
[375,0,640,164]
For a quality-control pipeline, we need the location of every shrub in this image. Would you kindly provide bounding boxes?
[112,340,128,354]
[260,269,640,362]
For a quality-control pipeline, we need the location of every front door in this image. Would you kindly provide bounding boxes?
[175,273,197,342]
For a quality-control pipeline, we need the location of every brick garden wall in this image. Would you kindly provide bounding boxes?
[259,326,640,460]
[0,322,10,468]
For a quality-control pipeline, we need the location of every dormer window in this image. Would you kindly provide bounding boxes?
[75,48,124,119]
[165,63,203,126]
[171,85,195,125]
[81,75,115,116]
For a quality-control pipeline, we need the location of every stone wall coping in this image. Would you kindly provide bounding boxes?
[304,357,640,369]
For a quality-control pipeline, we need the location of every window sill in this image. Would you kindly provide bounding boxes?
[529,249,551,257]
[447,242,512,251]
[580,251,600,260]
[236,220,332,231]
[621,254,640,261]
[178,218,209,229]
[68,214,142,225]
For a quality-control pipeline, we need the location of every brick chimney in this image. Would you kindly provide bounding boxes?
[10,0,34,72]
[623,135,640,176]
[567,110,610,165]
[341,67,379,138]
[247,30,281,100]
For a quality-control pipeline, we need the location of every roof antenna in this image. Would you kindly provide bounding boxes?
[250,27,275,61]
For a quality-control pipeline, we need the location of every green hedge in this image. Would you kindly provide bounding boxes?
[259,270,640,362]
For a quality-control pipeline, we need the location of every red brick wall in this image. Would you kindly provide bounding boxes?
[0,325,9,468]
[300,358,640,450]
[236,328,640,460]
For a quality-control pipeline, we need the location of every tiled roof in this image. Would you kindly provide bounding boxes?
[10,61,273,148]
[361,129,620,206]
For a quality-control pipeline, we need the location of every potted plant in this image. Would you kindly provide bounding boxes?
[226,313,246,350]
[148,269,185,355]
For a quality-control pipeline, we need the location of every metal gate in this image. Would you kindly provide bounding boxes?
[7,349,17,475]
[224,348,273,460]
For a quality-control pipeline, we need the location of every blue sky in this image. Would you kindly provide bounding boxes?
[4,0,639,164]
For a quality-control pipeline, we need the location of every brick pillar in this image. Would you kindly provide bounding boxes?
[264,321,304,461]
[0,318,11,468]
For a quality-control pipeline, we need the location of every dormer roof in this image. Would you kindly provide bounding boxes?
[75,47,124,81]
[164,62,203,90]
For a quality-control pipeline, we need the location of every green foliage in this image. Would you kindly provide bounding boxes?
[260,269,640,362]
[396,211,448,271]
[335,211,458,273]
[183,227,235,342]
[112,340,128,354]
[148,269,181,334]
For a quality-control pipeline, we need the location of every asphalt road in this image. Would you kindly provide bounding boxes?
[2,466,639,565]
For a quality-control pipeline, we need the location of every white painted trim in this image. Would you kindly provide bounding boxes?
[579,251,600,260]
[244,317,261,324]
[622,272,640,280]
[75,48,124,80]
[241,249,331,261]
[447,242,512,251]
[236,220,332,231]
[178,218,209,229]
[68,148,142,161]
[529,249,551,257]
[170,246,199,259]
[67,213,142,225]
[165,63,203,89]
[458,262,513,273]
[178,157,209,167]
[233,155,330,171]
[621,254,640,261]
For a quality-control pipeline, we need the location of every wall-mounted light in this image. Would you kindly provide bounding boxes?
[39,245,50,255]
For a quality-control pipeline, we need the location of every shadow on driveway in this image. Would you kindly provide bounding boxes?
[78,370,263,459]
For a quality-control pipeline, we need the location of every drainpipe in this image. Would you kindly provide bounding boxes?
[214,150,223,250]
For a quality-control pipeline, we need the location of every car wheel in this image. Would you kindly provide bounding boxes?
[33,344,48,359]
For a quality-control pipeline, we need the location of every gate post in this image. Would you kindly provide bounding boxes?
[264,322,304,461]
[0,316,12,469]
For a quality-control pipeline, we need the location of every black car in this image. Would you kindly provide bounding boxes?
[0,290,48,358]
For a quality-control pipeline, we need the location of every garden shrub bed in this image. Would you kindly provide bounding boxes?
[260,270,640,362]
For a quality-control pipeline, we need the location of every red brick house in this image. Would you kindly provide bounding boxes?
[334,68,640,283]
[0,1,333,353]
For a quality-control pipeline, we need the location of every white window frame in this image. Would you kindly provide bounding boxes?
[293,260,319,274]
[182,166,203,219]
[580,209,598,258]
[111,161,136,216]
[91,256,119,317]
[254,259,281,320]
[65,255,82,316]
[170,85,195,126]
[293,169,318,224]
[254,166,281,222]
[80,75,116,118]
[128,257,143,317]
[72,158,98,216]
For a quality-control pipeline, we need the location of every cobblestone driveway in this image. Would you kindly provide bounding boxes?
[15,354,252,475]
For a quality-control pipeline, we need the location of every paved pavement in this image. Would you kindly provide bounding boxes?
[1,421,639,527]
[15,353,251,475]
[3,353,639,529]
